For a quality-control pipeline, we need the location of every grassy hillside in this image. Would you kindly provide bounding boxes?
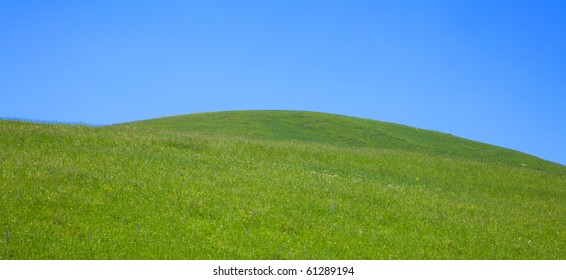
[1,110,565,259]
[123,110,564,173]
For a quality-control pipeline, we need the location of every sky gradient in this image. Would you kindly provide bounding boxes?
[1,1,565,165]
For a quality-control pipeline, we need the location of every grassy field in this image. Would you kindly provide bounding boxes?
[1,110,564,259]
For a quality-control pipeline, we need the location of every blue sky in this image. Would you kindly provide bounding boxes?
[1,1,565,165]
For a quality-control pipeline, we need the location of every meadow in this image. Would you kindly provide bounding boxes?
[1,110,564,259]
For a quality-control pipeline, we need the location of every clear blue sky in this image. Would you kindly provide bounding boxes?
[1,1,565,165]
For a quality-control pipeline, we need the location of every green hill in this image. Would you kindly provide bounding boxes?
[1,110,565,259]
[121,110,564,173]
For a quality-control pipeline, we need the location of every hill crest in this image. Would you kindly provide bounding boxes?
[117,110,564,173]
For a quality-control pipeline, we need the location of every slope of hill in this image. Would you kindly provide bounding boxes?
[120,110,564,173]
[1,111,565,259]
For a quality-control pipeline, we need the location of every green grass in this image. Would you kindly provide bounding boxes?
[1,110,565,259]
